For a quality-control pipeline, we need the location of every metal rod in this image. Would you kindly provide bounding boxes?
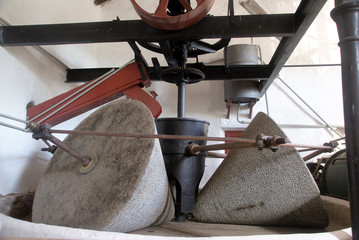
[207,152,227,158]
[30,68,116,122]
[36,68,121,124]
[283,63,341,68]
[50,129,334,152]
[189,141,331,155]
[332,1,359,238]
[0,113,28,123]
[177,81,186,118]
[277,75,343,137]
[47,135,90,167]
[237,120,344,129]
[265,92,270,116]
[280,143,332,150]
[302,149,325,161]
[49,129,256,143]
[0,121,29,132]
[298,148,317,153]
[189,142,255,154]
[42,139,52,148]
[332,136,346,142]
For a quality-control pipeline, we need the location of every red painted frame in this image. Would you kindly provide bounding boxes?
[27,62,162,127]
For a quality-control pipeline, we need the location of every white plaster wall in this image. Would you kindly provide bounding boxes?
[0,0,102,194]
[0,0,345,194]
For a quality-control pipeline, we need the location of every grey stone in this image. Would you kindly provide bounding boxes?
[32,99,174,232]
[194,112,328,228]
[0,189,35,221]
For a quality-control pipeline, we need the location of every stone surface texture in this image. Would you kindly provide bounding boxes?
[32,99,174,232]
[194,112,328,228]
[0,189,35,221]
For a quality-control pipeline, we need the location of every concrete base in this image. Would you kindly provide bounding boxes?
[0,195,352,239]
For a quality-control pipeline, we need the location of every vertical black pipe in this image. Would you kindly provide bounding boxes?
[177,81,186,118]
[331,1,359,238]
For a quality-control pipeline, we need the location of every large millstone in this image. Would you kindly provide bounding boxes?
[194,112,328,228]
[32,99,174,232]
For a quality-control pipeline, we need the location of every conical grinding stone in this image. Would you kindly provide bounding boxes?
[32,99,174,232]
[194,112,328,228]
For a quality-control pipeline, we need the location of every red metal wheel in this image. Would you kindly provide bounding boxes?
[130,0,215,31]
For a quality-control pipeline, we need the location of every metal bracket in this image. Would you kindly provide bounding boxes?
[28,122,95,172]
[255,134,289,152]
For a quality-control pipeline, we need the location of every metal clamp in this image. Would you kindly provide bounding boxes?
[28,122,95,172]
[256,134,289,152]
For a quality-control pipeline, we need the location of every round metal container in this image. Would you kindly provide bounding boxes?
[225,44,259,65]
[224,44,260,103]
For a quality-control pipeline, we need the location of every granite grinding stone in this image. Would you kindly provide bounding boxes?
[32,99,174,232]
[194,112,328,228]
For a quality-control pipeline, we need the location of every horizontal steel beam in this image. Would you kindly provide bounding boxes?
[66,65,273,82]
[0,14,295,46]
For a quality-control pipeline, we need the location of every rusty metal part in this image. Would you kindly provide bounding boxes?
[79,153,98,174]
[50,129,332,155]
[187,134,329,155]
[281,143,333,150]
[303,149,326,162]
[48,135,92,167]
[302,140,338,161]
[187,135,289,155]
[187,142,255,155]
[41,139,57,154]
[207,152,227,158]
[29,122,92,168]
[255,134,289,151]
[49,129,256,143]
[130,0,215,31]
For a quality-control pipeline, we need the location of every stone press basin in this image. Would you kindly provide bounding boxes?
[0,190,352,240]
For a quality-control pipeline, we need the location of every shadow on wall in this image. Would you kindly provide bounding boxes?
[17,153,49,193]
[272,81,328,120]
[3,46,63,79]
[2,46,79,99]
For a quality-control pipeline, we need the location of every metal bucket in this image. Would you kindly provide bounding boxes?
[224,44,260,103]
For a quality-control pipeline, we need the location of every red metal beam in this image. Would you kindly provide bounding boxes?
[27,62,162,127]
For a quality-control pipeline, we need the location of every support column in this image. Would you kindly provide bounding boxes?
[331,1,359,238]
[177,81,186,118]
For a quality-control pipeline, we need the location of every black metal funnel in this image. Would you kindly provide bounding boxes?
[155,118,209,221]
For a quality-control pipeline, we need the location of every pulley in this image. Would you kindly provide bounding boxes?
[130,0,215,31]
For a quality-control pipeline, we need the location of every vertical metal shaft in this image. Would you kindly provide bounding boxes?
[331,1,359,238]
[177,81,186,118]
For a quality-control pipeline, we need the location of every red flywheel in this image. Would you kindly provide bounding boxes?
[130,0,215,31]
